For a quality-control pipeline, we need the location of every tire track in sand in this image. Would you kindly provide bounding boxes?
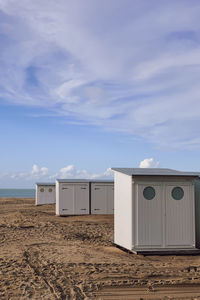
[23,250,65,300]
[23,249,88,299]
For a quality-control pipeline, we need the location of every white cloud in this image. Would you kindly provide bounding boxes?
[56,165,113,180]
[30,164,49,177]
[139,158,160,168]
[40,167,48,176]
[31,164,39,175]
[10,164,49,180]
[10,174,17,179]
[1,1,200,148]
[101,167,114,178]
[4,164,113,186]
[59,165,75,178]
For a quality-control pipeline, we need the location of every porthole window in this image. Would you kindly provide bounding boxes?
[171,187,184,200]
[143,186,155,200]
[48,188,53,193]
[40,188,44,192]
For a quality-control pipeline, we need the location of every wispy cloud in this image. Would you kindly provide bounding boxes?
[1,0,200,148]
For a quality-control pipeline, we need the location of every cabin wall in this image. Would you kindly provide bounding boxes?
[91,182,114,214]
[36,185,56,205]
[114,172,133,250]
[56,182,89,216]
[56,181,60,215]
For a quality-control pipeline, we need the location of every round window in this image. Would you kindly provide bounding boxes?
[171,187,184,200]
[143,186,155,200]
[49,188,53,193]
[40,188,44,192]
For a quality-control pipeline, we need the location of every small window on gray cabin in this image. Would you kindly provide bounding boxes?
[171,187,184,200]
[143,186,155,200]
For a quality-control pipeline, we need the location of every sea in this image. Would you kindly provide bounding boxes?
[0,189,35,198]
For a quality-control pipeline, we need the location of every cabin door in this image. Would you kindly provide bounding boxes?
[136,184,163,248]
[74,184,89,214]
[39,186,46,204]
[165,184,194,247]
[60,184,74,214]
[48,186,55,204]
[91,184,107,214]
[107,185,114,214]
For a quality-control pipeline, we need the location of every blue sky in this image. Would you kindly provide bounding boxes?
[0,0,200,187]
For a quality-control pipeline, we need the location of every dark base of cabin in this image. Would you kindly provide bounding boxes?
[133,248,200,256]
[56,214,89,217]
[36,203,55,206]
[112,242,200,256]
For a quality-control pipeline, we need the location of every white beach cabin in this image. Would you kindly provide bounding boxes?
[56,179,90,216]
[91,180,114,214]
[112,168,200,254]
[35,183,56,205]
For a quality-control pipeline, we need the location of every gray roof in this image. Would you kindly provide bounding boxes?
[56,179,89,183]
[36,182,55,186]
[56,179,114,183]
[111,168,200,177]
[90,180,114,183]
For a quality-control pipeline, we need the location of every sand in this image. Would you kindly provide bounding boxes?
[0,198,200,299]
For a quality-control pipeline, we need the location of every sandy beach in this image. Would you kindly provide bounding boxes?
[1,198,200,299]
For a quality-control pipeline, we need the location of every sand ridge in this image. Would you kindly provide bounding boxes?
[0,198,200,299]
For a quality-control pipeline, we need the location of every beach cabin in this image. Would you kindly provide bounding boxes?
[112,168,200,254]
[35,183,56,205]
[91,180,114,214]
[56,179,90,216]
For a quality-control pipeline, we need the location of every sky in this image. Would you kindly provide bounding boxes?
[1,0,200,187]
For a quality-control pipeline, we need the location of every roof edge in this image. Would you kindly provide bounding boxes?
[111,168,200,177]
